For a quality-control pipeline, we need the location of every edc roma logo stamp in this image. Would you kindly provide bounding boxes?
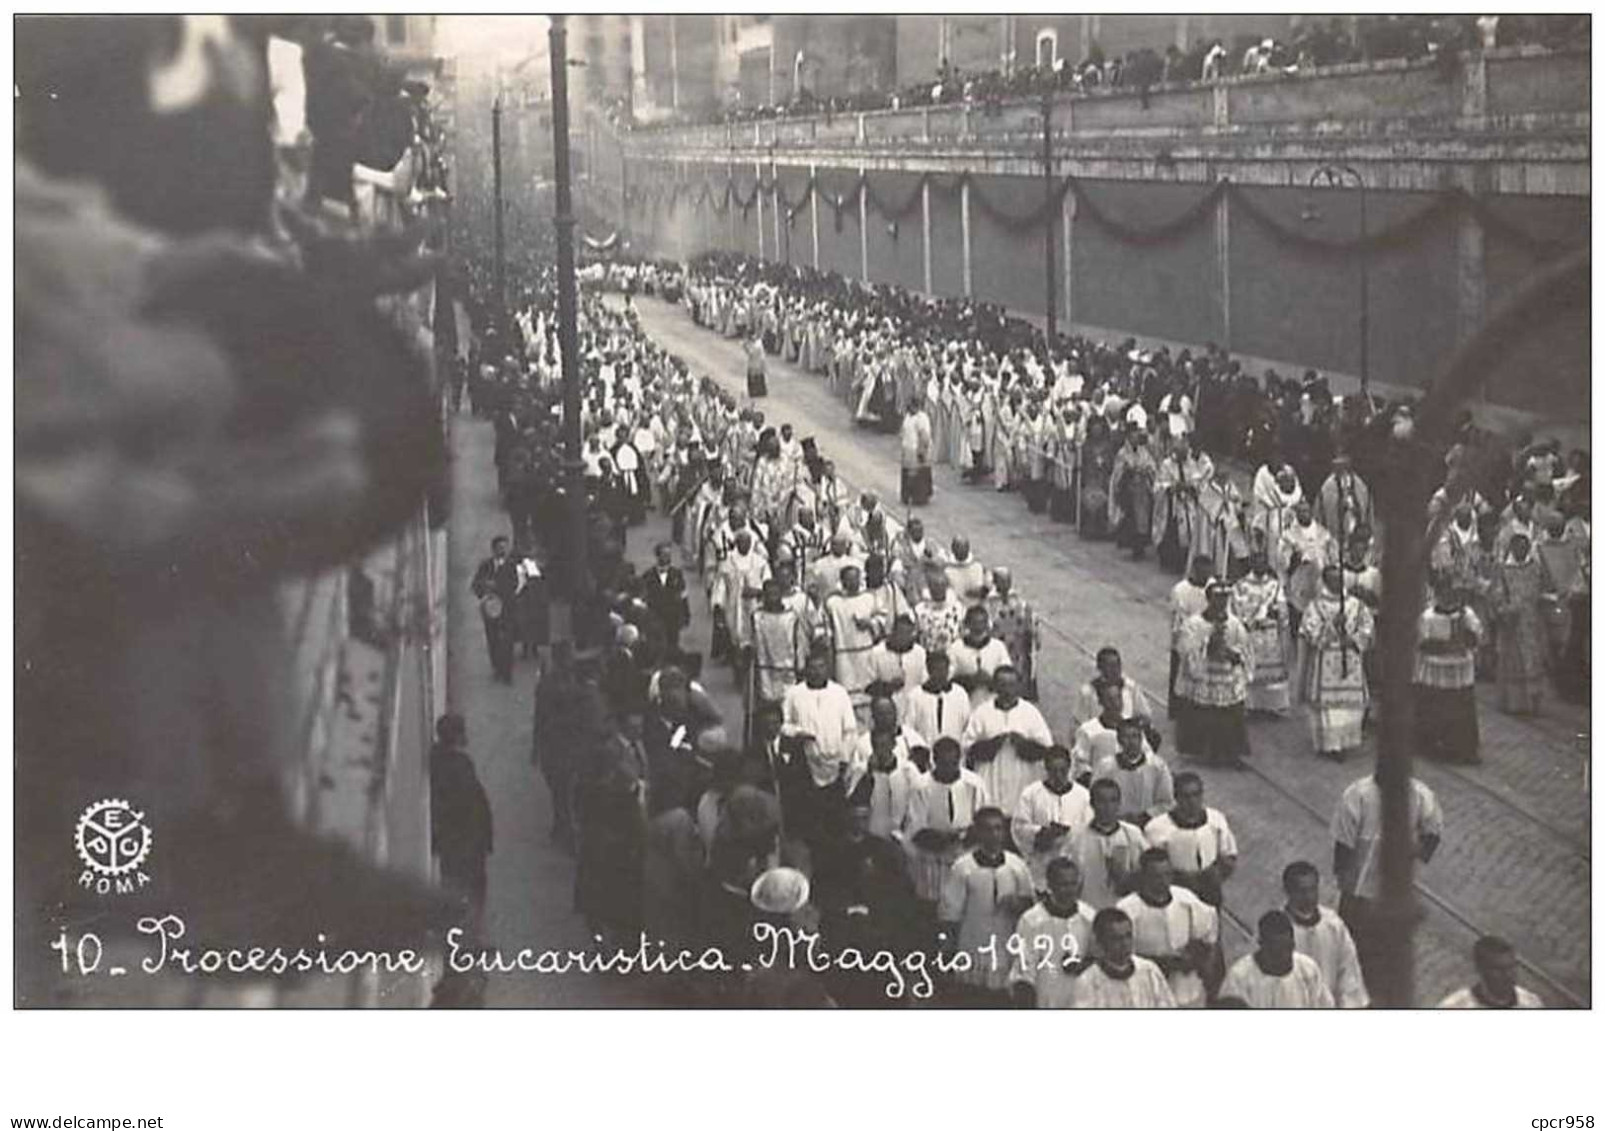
[75,798,153,895]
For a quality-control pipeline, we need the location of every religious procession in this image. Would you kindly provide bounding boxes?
[450,231,1583,1009]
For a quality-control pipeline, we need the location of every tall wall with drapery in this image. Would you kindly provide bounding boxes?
[607,47,1589,430]
[619,162,1587,424]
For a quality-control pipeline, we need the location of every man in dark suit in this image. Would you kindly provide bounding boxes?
[641,541,690,657]
[429,714,493,929]
[471,535,520,683]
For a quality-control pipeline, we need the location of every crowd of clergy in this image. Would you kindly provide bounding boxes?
[680,251,1591,772]
[456,250,1562,1008]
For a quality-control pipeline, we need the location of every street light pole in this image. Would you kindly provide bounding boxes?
[1042,90,1057,343]
[550,14,592,638]
[492,95,506,339]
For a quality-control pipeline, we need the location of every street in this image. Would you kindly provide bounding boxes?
[615,293,1591,1006]
[434,297,1588,1008]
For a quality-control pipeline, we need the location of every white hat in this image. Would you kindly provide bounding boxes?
[750,868,811,915]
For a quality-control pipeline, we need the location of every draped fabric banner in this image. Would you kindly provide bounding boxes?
[1068,177,1228,246]
[634,165,1576,260]
[581,230,619,252]
[863,174,925,224]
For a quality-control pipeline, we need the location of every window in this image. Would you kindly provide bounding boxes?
[385,14,407,44]
[1036,28,1058,68]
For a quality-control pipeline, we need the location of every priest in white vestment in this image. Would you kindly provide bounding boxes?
[1219,911,1334,1008]
[949,606,1014,704]
[1437,936,1544,1009]
[1067,908,1177,1008]
[1116,850,1221,1007]
[1009,859,1098,1009]
[825,564,882,724]
[1011,746,1093,890]
[864,615,928,720]
[715,529,771,655]
[781,648,860,791]
[1067,780,1148,909]
[960,666,1053,818]
[842,715,925,841]
[901,651,972,750]
[905,738,990,903]
[1282,860,1369,1008]
[937,807,1036,995]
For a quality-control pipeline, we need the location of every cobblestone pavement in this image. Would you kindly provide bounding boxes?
[629,295,1591,1006]
[447,412,644,1006]
[448,412,759,1006]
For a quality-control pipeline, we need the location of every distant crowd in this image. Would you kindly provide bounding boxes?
[634,15,1590,129]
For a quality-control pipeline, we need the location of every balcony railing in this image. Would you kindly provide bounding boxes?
[625,45,1588,157]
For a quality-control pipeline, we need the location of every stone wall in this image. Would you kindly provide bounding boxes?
[610,49,1589,426]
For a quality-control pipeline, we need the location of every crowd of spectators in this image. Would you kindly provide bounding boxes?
[16,13,456,997]
[639,15,1590,129]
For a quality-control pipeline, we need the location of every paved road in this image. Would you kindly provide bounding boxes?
[445,411,644,1006]
[445,411,752,1006]
[627,294,1591,1006]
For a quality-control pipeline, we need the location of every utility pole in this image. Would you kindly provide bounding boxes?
[492,95,506,339]
[1042,90,1057,342]
[550,15,592,637]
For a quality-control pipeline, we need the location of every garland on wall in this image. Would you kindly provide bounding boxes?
[624,165,1578,259]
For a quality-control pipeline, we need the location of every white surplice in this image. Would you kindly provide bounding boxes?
[1009,899,1097,1008]
[1220,952,1334,1009]
[1010,780,1094,890]
[961,698,1053,817]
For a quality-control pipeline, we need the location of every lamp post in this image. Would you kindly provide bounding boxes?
[549,14,591,636]
[1041,89,1057,342]
[491,94,505,339]
[1308,163,1369,400]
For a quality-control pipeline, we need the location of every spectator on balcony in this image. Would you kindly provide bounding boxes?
[16,14,448,972]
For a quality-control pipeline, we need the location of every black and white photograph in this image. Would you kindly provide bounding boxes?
[7,7,1599,1127]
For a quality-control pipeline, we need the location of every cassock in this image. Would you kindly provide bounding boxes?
[1220,952,1334,1008]
[945,559,989,602]
[915,594,966,655]
[938,849,1036,991]
[1011,780,1094,889]
[1289,906,1370,1008]
[1316,471,1373,549]
[1071,717,1120,782]
[1067,957,1176,1008]
[1090,751,1175,825]
[781,680,859,787]
[843,729,928,840]
[1438,986,1545,1009]
[986,595,1036,688]
[826,589,881,712]
[904,770,990,902]
[716,547,771,652]
[1009,899,1098,1008]
[961,697,1053,817]
[1073,676,1155,730]
[902,679,972,750]
[1143,806,1237,886]
[866,581,914,641]
[1115,887,1220,1007]
[864,640,928,716]
[948,636,1013,702]
[751,607,809,705]
[1232,573,1290,714]
[893,537,946,602]
[1067,820,1147,909]
[809,552,863,600]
